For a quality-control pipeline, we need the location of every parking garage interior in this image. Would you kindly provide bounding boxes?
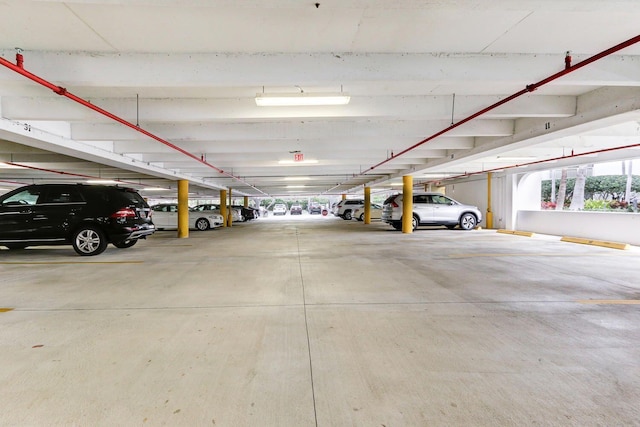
[1,1,640,426]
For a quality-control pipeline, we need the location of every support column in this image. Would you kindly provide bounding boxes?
[227,188,233,227]
[364,186,371,224]
[243,196,248,207]
[402,175,413,234]
[177,179,189,238]
[220,190,227,227]
[341,194,346,201]
[486,172,493,229]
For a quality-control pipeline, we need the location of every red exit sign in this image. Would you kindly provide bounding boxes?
[294,153,304,162]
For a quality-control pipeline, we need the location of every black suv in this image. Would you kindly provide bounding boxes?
[0,184,155,256]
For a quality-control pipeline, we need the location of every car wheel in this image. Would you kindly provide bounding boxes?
[459,213,477,230]
[5,244,27,250]
[412,215,419,231]
[72,225,108,256]
[391,222,402,230]
[195,218,210,231]
[359,213,365,221]
[113,239,138,249]
[343,210,352,220]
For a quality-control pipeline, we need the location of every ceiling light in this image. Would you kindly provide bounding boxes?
[286,185,307,188]
[256,93,350,107]
[0,163,27,169]
[86,180,119,184]
[278,159,318,165]
[142,187,170,191]
[283,176,311,181]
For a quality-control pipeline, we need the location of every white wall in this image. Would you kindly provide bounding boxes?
[442,170,640,246]
[517,210,640,246]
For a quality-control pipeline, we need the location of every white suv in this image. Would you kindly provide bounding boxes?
[334,199,365,220]
[381,192,481,231]
[273,203,287,215]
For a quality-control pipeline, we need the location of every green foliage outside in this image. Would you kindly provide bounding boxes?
[542,175,639,211]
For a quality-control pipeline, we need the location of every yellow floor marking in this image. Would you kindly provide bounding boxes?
[577,300,640,305]
[0,261,144,265]
[561,236,629,250]
[0,308,15,312]
[446,252,633,259]
[497,229,535,237]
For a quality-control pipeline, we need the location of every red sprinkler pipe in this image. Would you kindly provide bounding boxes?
[357,34,640,179]
[419,142,640,185]
[3,161,159,188]
[0,54,266,196]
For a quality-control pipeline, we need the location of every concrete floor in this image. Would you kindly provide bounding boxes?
[1,214,639,426]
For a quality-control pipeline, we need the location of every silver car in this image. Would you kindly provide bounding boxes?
[381,192,482,231]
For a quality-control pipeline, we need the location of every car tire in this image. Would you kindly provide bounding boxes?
[412,215,419,231]
[195,218,210,231]
[113,239,138,249]
[5,244,27,250]
[343,210,352,220]
[72,225,108,256]
[359,213,365,221]
[459,213,477,230]
[391,222,402,230]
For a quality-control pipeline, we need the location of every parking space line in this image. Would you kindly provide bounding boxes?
[0,261,144,265]
[447,253,634,259]
[577,300,640,305]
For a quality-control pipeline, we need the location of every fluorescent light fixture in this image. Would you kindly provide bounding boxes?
[142,187,170,191]
[286,185,307,188]
[256,93,350,107]
[86,180,119,184]
[278,159,318,165]
[283,176,311,181]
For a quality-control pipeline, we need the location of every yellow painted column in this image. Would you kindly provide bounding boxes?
[364,186,371,224]
[402,175,413,233]
[220,190,227,227]
[177,179,189,238]
[486,172,493,229]
[243,196,248,207]
[341,194,346,201]
[227,188,233,227]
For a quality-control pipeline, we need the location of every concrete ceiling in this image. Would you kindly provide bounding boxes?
[1,0,639,199]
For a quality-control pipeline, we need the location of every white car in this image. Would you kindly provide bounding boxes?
[150,203,224,231]
[273,203,287,215]
[192,204,243,222]
[351,204,383,221]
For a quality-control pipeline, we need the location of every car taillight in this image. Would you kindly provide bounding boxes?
[391,200,399,208]
[110,208,137,219]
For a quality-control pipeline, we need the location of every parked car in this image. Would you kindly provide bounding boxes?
[192,204,243,222]
[381,192,482,231]
[273,203,287,215]
[335,199,366,220]
[232,205,258,221]
[0,184,155,256]
[150,203,224,230]
[351,204,383,221]
[290,204,303,215]
[309,204,323,214]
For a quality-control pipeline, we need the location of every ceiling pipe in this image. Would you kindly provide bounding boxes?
[0,53,267,196]
[417,142,640,185]
[332,34,640,192]
[3,161,164,189]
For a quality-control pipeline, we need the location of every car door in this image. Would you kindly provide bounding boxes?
[36,185,86,239]
[430,194,460,222]
[0,186,44,240]
[412,194,435,223]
